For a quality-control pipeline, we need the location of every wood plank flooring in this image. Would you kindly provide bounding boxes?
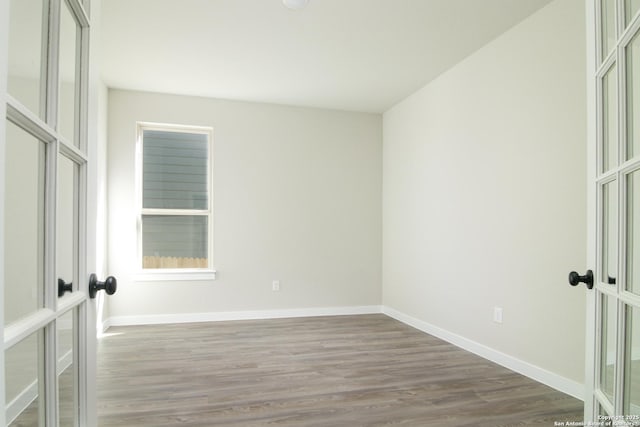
[97,314,583,426]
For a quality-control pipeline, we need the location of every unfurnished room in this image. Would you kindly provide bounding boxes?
[2,0,639,425]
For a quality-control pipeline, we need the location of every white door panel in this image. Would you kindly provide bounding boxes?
[585,0,640,421]
[1,0,104,425]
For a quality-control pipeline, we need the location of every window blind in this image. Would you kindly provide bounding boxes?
[142,130,208,210]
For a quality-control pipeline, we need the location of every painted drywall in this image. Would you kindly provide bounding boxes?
[382,0,587,384]
[107,90,382,318]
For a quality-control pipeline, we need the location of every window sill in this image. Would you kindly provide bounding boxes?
[134,269,217,282]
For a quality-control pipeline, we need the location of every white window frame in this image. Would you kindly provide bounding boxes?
[134,122,216,281]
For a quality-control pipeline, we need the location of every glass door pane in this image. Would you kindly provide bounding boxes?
[601,293,618,403]
[59,1,79,145]
[5,331,44,426]
[628,32,640,160]
[57,310,76,426]
[7,0,44,116]
[4,120,46,326]
[602,0,617,60]
[603,65,618,172]
[603,180,619,285]
[57,154,77,294]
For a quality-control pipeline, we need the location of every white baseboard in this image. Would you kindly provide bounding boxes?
[105,305,383,328]
[382,306,585,401]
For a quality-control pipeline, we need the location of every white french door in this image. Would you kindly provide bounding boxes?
[0,0,99,425]
[585,0,640,422]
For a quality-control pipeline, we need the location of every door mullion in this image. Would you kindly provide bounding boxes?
[595,290,606,411]
[44,137,59,426]
[593,0,613,418]
[614,168,625,417]
[613,15,625,409]
[45,1,63,422]
[615,296,626,415]
[44,0,60,313]
[44,140,58,306]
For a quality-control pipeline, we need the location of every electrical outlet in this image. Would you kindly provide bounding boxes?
[272,280,280,291]
[493,307,503,324]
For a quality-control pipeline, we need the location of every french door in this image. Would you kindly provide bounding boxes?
[586,0,640,421]
[0,0,98,425]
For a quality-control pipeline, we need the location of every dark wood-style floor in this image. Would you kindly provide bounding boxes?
[97,314,583,426]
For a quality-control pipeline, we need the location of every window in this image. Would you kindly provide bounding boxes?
[136,123,214,279]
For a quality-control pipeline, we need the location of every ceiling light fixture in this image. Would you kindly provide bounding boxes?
[282,0,309,10]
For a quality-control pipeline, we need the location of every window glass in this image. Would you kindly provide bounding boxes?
[139,126,212,271]
[142,215,208,269]
[143,130,208,210]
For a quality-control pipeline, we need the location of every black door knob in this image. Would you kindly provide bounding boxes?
[569,270,594,289]
[58,278,73,297]
[89,274,117,299]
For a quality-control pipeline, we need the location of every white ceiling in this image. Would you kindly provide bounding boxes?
[100,0,554,113]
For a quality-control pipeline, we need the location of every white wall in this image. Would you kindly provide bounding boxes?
[382,0,587,384]
[107,90,382,319]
